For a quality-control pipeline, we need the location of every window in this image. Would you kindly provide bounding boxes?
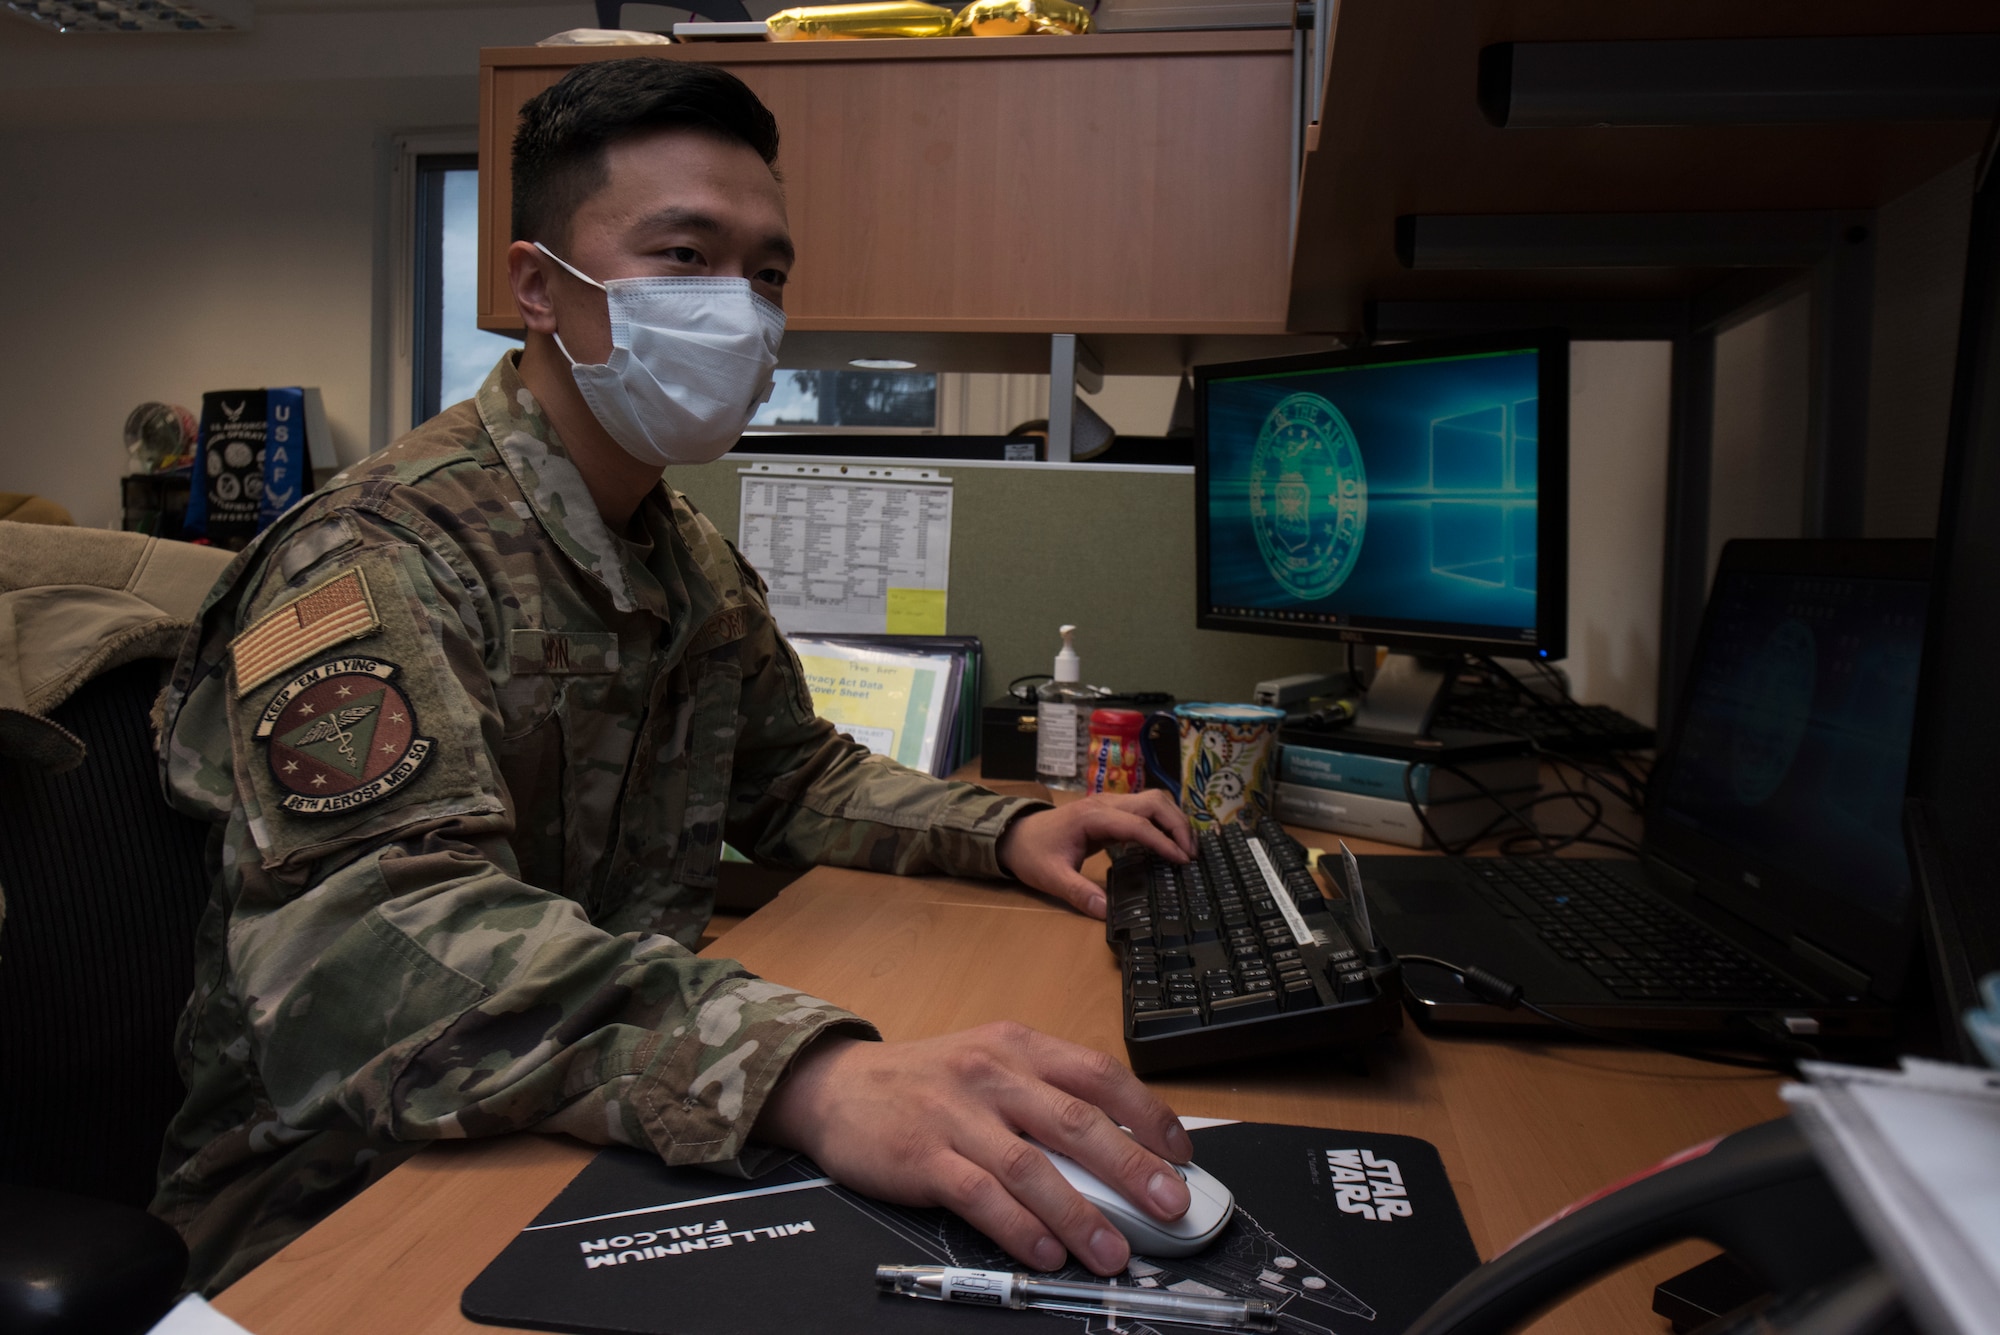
[393,146,938,439]
[412,155,518,425]
[749,369,940,432]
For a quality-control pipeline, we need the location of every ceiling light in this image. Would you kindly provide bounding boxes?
[848,358,919,370]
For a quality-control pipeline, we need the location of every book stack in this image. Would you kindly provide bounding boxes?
[1273,741,1540,850]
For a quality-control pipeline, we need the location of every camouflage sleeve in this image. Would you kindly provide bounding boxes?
[202,510,875,1170]
[722,586,1049,880]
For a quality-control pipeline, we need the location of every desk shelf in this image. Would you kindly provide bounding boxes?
[1291,0,2000,335]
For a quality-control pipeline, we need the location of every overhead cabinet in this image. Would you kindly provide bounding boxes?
[477,34,1298,340]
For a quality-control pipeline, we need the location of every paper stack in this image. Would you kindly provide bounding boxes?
[1783,1058,2000,1335]
[790,635,981,779]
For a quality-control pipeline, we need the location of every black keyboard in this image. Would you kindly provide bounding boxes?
[1105,815,1402,1075]
[1432,697,1656,754]
[1464,859,1811,1004]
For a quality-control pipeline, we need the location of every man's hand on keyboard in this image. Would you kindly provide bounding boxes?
[996,791,1195,918]
[753,1023,1195,1276]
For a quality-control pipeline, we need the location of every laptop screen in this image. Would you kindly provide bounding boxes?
[1656,566,1929,928]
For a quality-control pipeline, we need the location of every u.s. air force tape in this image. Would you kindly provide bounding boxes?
[256,656,434,816]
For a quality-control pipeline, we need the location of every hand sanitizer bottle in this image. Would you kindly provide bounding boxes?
[1036,625,1089,791]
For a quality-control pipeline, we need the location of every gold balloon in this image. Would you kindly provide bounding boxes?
[765,1,956,39]
[950,0,1092,36]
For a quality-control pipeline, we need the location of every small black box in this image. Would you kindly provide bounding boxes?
[981,699,1042,781]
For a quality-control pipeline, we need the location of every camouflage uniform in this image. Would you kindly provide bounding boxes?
[153,352,1045,1294]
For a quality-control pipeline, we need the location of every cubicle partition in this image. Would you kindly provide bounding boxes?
[673,455,1337,704]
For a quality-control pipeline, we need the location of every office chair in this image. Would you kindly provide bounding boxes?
[0,656,213,1334]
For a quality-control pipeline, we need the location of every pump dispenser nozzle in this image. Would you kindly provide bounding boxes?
[1053,625,1080,683]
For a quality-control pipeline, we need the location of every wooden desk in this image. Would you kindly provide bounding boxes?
[214,811,1782,1335]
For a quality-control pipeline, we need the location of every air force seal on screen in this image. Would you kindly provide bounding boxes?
[1249,392,1368,601]
[254,657,434,815]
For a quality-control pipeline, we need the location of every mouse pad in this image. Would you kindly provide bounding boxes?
[463,1122,1480,1335]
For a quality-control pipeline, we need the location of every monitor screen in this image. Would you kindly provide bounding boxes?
[1195,332,1567,658]
[1656,562,1929,930]
[1906,138,2000,1058]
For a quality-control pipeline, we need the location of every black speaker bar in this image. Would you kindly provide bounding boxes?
[1480,35,2000,130]
[1394,211,1855,271]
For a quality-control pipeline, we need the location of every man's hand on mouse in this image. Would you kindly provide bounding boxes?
[753,1022,1193,1276]
[996,791,1195,919]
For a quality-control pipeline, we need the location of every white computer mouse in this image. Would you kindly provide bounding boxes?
[1029,1138,1235,1257]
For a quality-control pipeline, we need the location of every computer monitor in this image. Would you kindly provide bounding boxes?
[1905,141,2000,1063]
[1194,331,1568,735]
[1652,539,1931,1002]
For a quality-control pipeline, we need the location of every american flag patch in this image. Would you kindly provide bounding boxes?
[231,568,381,696]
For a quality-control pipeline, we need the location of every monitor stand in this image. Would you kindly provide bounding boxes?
[1279,652,1531,763]
[1352,652,1456,739]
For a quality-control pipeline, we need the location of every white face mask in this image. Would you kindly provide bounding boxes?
[536,242,785,467]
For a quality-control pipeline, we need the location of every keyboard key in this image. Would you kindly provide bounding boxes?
[1281,977,1323,1010]
[1334,969,1373,1001]
[1132,1006,1204,1036]
[1209,993,1279,1022]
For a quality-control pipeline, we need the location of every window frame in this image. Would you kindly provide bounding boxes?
[381,131,480,449]
[410,151,482,428]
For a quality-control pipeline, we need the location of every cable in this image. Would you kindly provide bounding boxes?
[1398,754,1641,858]
[1467,653,1657,813]
[1397,954,1810,1074]
[1007,673,1050,703]
[1551,751,1649,817]
[1343,641,1370,695]
[1402,759,1552,856]
[1474,655,1657,816]
[1534,757,1645,855]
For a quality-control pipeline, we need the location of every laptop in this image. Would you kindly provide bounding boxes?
[1361,538,1932,1040]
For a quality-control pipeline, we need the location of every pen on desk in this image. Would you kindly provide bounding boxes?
[876,1264,1279,1332]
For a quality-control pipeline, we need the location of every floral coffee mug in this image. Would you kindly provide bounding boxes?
[1140,702,1287,835]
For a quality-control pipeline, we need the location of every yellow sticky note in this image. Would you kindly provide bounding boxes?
[885,587,947,635]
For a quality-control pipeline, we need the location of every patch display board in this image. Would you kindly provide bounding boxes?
[463,1122,1479,1335]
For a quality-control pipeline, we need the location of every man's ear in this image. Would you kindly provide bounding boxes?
[507,241,560,335]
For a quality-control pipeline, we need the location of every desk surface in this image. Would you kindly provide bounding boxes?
[214,802,1781,1335]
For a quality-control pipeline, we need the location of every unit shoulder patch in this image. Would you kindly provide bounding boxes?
[232,568,381,696]
[255,656,434,816]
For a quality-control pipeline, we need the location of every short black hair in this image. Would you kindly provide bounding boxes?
[511,59,780,247]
